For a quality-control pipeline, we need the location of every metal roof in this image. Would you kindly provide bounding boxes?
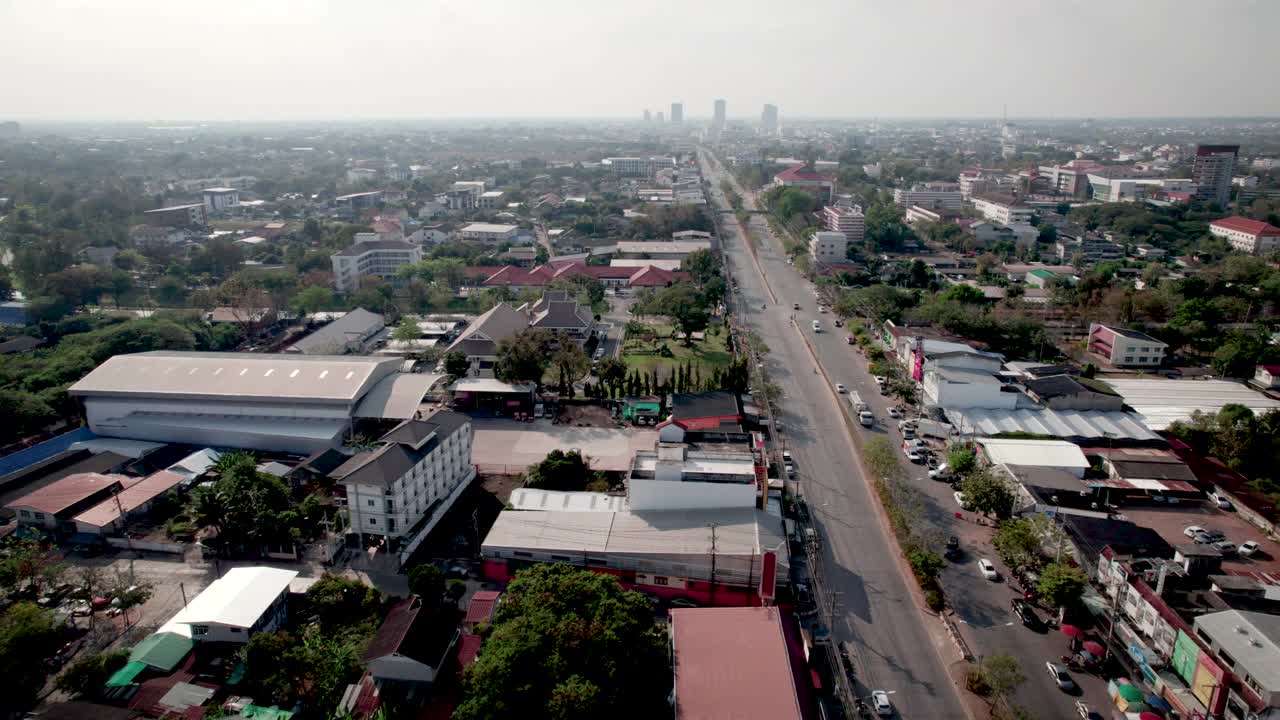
[946,408,1160,441]
[509,488,629,512]
[978,438,1089,469]
[1103,378,1280,431]
[287,308,385,354]
[671,607,804,720]
[129,631,194,671]
[69,351,400,404]
[73,470,184,529]
[352,373,445,420]
[1194,610,1280,691]
[169,566,297,629]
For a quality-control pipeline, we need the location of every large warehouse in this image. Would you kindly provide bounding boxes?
[69,351,445,453]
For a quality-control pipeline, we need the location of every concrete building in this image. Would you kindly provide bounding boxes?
[670,102,683,123]
[905,205,946,226]
[808,230,848,263]
[72,470,185,535]
[1209,217,1280,255]
[68,352,440,453]
[1057,236,1124,264]
[615,240,712,261]
[1192,144,1239,205]
[6,472,128,532]
[457,222,520,245]
[761,104,778,134]
[823,204,865,245]
[287,308,386,355]
[603,157,674,178]
[476,191,505,210]
[712,99,726,128]
[1193,610,1280,713]
[972,195,1033,225]
[772,163,833,205]
[922,367,1018,410]
[976,438,1090,478]
[332,412,474,561]
[627,443,760,511]
[1088,323,1167,368]
[201,187,240,213]
[331,239,424,293]
[893,183,962,210]
[143,203,207,229]
[970,222,1037,248]
[444,303,531,377]
[1037,161,1105,199]
[1023,374,1124,412]
[168,566,297,643]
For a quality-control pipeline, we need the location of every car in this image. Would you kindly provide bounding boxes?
[785,463,795,477]
[904,448,922,463]
[1205,528,1226,541]
[70,602,92,617]
[834,318,844,327]
[1046,662,1076,692]
[944,536,960,560]
[793,303,800,310]
[873,375,887,387]
[1075,700,1104,720]
[1214,540,1237,555]
[817,305,827,313]
[978,559,999,581]
[871,690,893,717]
[1239,541,1262,557]
[1209,493,1233,510]
[1010,598,1043,629]
[1184,525,1206,539]
[954,490,971,509]
[836,383,847,393]
[929,463,951,480]
[782,450,793,464]
[887,407,902,419]
[846,335,856,344]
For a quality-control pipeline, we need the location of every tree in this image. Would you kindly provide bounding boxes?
[961,470,1016,519]
[946,446,977,475]
[55,649,129,698]
[0,602,62,710]
[444,350,471,378]
[495,329,552,386]
[392,316,421,342]
[682,248,721,286]
[292,285,333,315]
[192,451,299,555]
[1037,562,1088,609]
[408,565,446,605]
[551,338,590,393]
[980,654,1026,709]
[993,518,1042,572]
[304,575,382,632]
[525,450,593,491]
[446,579,467,605]
[454,565,670,720]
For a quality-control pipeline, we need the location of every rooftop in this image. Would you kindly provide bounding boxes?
[671,391,739,421]
[508,488,628,512]
[73,470,184,529]
[1103,378,1280,431]
[671,607,805,720]
[169,566,298,629]
[944,407,1161,441]
[333,240,418,257]
[977,438,1089,470]
[1195,610,1280,690]
[1025,374,1119,399]
[1210,216,1280,236]
[460,223,519,233]
[6,472,125,515]
[1097,324,1166,344]
[288,308,385,354]
[202,187,238,193]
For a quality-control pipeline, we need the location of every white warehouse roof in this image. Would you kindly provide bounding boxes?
[1103,378,1280,431]
[977,438,1089,470]
[70,351,400,404]
[169,566,297,629]
[945,408,1160,442]
[483,508,784,557]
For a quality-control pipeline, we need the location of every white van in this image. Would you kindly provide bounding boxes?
[812,320,821,332]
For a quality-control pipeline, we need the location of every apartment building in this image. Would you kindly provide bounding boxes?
[477,191,505,209]
[823,204,865,244]
[458,222,520,245]
[1088,323,1167,368]
[809,231,848,263]
[1192,144,1239,205]
[892,183,962,210]
[331,239,424,293]
[143,203,207,229]
[201,187,240,213]
[761,104,778,134]
[1209,217,1280,255]
[604,157,674,178]
[972,194,1033,225]
[1037,161,1105,199]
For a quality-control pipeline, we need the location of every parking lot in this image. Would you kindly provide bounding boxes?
[1119,504,1280,576]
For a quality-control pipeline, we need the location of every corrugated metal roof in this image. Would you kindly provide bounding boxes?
[671,607,804,720]
[169,566,297,629]
[1104,378,1280,431]
[946,408,1160,441]
[978,438,1089,469]
[353,373,445,419]
[73,470,185,529]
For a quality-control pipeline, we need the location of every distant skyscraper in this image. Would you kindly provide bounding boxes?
[656,111,665,123]
[1192,144,1239,206]
[670,103,683,123]
[643,109,651,122]
[761,104,779,134]
[713,99,726,128]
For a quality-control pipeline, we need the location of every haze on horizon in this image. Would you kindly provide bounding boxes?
[4,0,1279,123]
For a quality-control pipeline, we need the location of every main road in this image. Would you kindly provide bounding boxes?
[702,151,1114,719]
[700,151,967,719]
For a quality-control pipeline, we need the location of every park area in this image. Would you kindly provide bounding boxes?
[620,321,732,381]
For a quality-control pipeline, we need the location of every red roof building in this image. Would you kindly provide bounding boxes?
[5,472,128,530]
[1209,216,1280,255]
[772,163,834,205]
[480,261,687,291]
[463,590,501,629]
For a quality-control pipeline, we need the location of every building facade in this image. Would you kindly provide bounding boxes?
[331,240,424,293]
[712,99,726,128]
[603,157,674,178]
[809,231,848,263]
[823,205,865,244]
[1209,217,1280,255]
[670,102,683,123]
[1088,323,1168,367]
[972,195,1033,225]
[893,183,963,210]
[143,203,207,229]
[761,104,778,134]
[457,223,520,245]
[1192,144,1239,205]
[201,187,240,213]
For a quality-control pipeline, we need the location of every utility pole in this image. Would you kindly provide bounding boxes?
[707,523,718,607]
[179,582,188,609]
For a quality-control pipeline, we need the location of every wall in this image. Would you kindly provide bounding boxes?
[105,537,187,554]
[628,478,757,511]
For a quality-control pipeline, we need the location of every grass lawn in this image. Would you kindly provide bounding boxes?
[621,322,733,380]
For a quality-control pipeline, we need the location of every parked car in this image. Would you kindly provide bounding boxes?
[70,602,92,617]
[1046,662,1076,692]
[873,375,887,386]
[817,305,827,313]
[1183,525,1205,539]
[944,536,960,560]
[887,407,902,419]
[1075,700,1104,720]
[871,690,893,717]
[785,463,795,478]
[1209,493,1233,510]
[1010,598,1043,630]
[1239,541,1262,557]
[978,559,999,581]
[1214,540,1237,555]
[836,383,847,393]
[834,319,844,327]
[929,463,953,481]
[846,335,855,345]
[793,303,800,310]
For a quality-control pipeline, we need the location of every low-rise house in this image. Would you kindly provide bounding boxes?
[1024,374,1124,411]
[627,442,761,511]
[457,223,520,245]
[1253,364,1280,390]
[463,591,501,632]
[657,391,742,443]
[520,291,594,338]
[1088,323,1168,368]
[287,308,386,355]
[444,303,531,377]
[169,566,298,643]
[6,472,128,532]
[923,367,1019,410]
[1209,217,1280,256]
[72,470,184,535]
[363,595,460,704]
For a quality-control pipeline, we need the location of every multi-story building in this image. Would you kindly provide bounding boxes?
[143,203,207,229]
[808,230,848,264]
[346,167,379,185]
[670,102,683,123]
[1192,144,1239,206]
[905,205,945,226]
[712,99,726,128]
[972,194,1033,225]
[603,157,674,178]
[331,239,424,293]
[892,183,962,210]
[440,189,475,211]
[823,204,865,244]
[627,442,760,511]
[333,411,475,562]
[1088,323,1167,368]
[477,191,505,210]
[1251,157,1279,171]
[202,187,240,213]
[761,104,778,134]
[1037,161,1105,199]
[1209,217,1280,255]
[458,222,520,245]
[1056,236,1124,265]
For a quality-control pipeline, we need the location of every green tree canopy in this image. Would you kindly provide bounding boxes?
[961,469,1016,519]
[444,350,471,378]
[525,450,593,491]
[495,329,553,385]
[1037,562,1088,609]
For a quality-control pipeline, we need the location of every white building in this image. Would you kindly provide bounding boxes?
[477,191,505,210]
[893,183,962,210]
[603,157,674,178]
[923,367,1019,410]
[1209,217,1280,256]
[809,230,848,263]
[168,566,298,643]
[332,412,475,562]
[823,205,865,244]
[627,443,759,511]
[331,239,424,293]
[347,168,379,185]
[976,438,1090,478]
[1192,144,1238,205]
[457,222,520,245]
[972,195,1033,225]
[201,187,240,213]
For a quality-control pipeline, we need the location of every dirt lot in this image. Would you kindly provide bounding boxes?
[557,404,616,428]
[1120,504,1280,577]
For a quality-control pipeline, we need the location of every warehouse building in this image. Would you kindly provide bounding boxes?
[68,352,442,454]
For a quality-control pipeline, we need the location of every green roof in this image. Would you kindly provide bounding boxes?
[105,660,149,688]
[130,631,195,671]
[1028,269,1058,280]
[234,706,295,720]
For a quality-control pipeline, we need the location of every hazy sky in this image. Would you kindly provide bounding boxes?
[4,0,1279,122]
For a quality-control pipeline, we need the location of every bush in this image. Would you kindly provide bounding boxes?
[924,587,944,611]
[966,668,992,696]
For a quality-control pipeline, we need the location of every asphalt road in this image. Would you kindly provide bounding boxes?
[700,151,965,719]
[701,151,1113,719]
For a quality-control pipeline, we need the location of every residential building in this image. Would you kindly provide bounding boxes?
[712,99,726,128]
[520,291,593,338]
[143,203,206,229]
[761,104,778,134]
[347,167,379,184]
[130,224,188,246]
[972,194,1033,225]
[1253,364,1280,390]
[481,261,685,293]
[68,352,438,453]
[1025,268,1061,288]
[444,303,532,377]
[336,190,384,215]
[1209,217,1280,255]
[6,472,128,532]
[772,163,834,204]
[457,223,520,245]
[1057,236,1124,264]
[1088,323,1168,368]
[922,367,1018,410]
[476,191,505,210]
[331,240,424,293]
[332,412,474,560]
[408,223,454,245]
[287,308,386,355]
[670,102,683,123]
[72,470,185,535]
[1192,144,1239,205]
[656,391,743,443]
[1037,161,1105,199]
[441,189,475,211]
[168,566,297,643]
[1023,374,1124,412]
[893,183,962,210]
[823,204,865,244]
[1193,611,1280,714]
[905,205,946,226]
[970,221,1037,248]
[603,157,674,178]
[363,596,461,705]
[627,443,761,511]
[201,187,240,213]
[808,230,848,263]
[670,608,810,720]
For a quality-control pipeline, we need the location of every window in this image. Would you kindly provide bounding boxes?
[1137,357,1148,363]
[19,510,30,518]
[1124,356,1134,363]
[653,576,669,586]
[368,517,377,526]
[33,512,44,520]
[1217,649,1235,669]
[366,499,375,507]
[230,627,242,634]
[192,625,209,636]
[387,518,397,532]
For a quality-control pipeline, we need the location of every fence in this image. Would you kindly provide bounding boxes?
[106,536,188,555]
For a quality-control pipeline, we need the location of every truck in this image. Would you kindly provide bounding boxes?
[847,391,873,426]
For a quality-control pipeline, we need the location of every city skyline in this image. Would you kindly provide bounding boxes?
[5,0,1280,122]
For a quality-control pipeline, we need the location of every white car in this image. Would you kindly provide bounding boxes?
[954,490,971,509]
[836,383,847,393]
[785,463,795,478]
[1239,541,1261,557]
[1183,525,1205,539]
[873,375,887,386]
[978,559,999,581]
[1209,493,1233,510]
[929,463,951,480]
[871,690,893,717]
[887,407,902,419]
[817,305,828,313]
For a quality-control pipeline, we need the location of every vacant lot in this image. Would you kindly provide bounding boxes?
[620,321,732,380]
